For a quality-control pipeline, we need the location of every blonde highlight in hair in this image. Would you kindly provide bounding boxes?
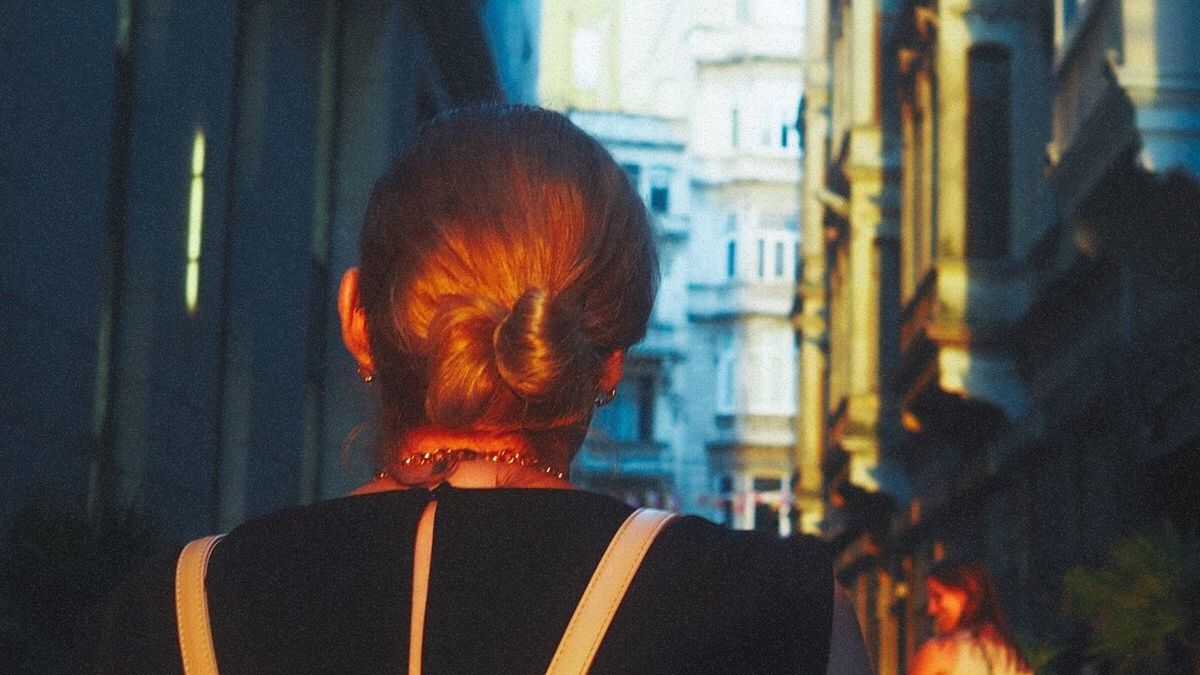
[356,105,657,453]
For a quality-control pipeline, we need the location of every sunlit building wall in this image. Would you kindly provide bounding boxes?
[1,0,539,540]
[799,0,904,549]
[806,0,1200,668]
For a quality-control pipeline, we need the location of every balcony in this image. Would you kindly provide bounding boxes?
[891,265,1028,442]
[633,321,686,360]
[1049,0,1138,210]
[689,24,801,65]
[713,412,795,448]
[690,154,801,186]
[652,212,689,241]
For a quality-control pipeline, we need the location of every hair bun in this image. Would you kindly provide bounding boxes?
[492,288,599,412]
[422,289,600,429]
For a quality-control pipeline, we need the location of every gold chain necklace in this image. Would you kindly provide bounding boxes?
[375,447,566,481]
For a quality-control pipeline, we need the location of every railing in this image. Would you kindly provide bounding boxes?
[687,279,796,320]
[652,212,689,239]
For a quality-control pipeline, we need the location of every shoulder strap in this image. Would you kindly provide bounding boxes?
[409,500,438,675]
[546,508,678,675]
[175,534,225,675]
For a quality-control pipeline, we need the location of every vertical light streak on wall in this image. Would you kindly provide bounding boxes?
[186,129,206,314]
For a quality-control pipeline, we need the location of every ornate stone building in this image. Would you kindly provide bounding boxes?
[801,0,1200,669]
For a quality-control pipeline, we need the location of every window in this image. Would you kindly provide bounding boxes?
[756,238,765,277]
[730,107,740,148]
[966,45,1011,259]
[903,70,938,299]
[719,475,734,526]
[727,239,737,278]
[635,374,655,441]
[592,368,657,443]
[1060,0,1078,30]
[735,0,751,24]
[761,109,798,150]
[774,241,785,277]
[648,167,670,214]
[620,163,641,191]
[717,350,737,413]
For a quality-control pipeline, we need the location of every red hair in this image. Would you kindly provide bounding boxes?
[927,559,1029,667]
[356,105,657,465]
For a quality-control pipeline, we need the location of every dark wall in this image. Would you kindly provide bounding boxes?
[1,0,526,542]
[0,1,120,525]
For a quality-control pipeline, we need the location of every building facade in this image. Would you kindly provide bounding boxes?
[539,0,805,532]
[567,110,692,511]
[684,0,806,535]
[1,0,539,540]
[802,0,1200,669]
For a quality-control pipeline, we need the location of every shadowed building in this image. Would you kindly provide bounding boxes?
[0,0,539,541]
[801,0,1200,669]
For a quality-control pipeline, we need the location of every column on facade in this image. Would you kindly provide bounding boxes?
[796,0,833,535]
[839,0,901,492]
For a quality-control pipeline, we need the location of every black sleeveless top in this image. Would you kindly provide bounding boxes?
[80,486,835,673]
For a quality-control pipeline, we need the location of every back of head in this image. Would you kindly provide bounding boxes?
[357,104,657,453]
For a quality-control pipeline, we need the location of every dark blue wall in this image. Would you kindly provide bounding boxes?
[1,0,531,542]
[0,2,119,523]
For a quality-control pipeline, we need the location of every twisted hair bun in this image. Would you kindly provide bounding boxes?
[357,104,657,440]
[492,288,599,410]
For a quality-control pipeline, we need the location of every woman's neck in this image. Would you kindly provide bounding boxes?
[351,427,575,494]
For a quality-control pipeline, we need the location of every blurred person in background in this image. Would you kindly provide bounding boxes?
[910,559,1031,675]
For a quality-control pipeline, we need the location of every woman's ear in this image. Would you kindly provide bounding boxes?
[338,268,372,368]
[598,349,625,393]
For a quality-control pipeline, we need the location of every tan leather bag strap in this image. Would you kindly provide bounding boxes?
[173,505,673,675]
[546,508,678,675]
[409,500,438,675]
[175,534,225,675]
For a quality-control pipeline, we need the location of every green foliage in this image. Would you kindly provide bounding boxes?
[0,491,161,674]
[1017,635,1061,675]
[1063,525,1200,674]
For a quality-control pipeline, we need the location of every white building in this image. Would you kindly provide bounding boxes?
[543,0,805,533]
[683,0,805,534]
[568,111,691,510]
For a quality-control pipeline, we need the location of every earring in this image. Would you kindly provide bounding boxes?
[594,387,616,407]
[357,364,375,383]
